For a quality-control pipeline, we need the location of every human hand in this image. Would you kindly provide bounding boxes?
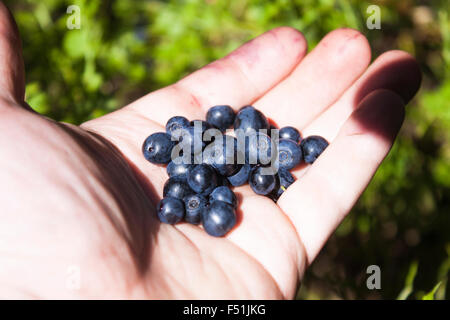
[0,3,421,299]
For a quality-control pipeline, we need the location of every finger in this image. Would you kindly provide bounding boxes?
[255,28,371,129]
[278,89,405,263]
[289,50,421,179]
[128,27,307,124]
[301,50,421,141]
[0,2,25,103]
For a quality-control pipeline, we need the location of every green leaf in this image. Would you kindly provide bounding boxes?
[422,282,442,300]
[82,59,102,91]
[397,261,418,300]
[63,30,86,59]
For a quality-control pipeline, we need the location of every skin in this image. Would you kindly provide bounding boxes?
[0,3,421,299]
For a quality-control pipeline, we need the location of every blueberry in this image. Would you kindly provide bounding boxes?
[277,138,303,170]
[192,150,205,165]
[203,135,242,176]
[268,124,278,138]
[206,105,235,132]
[233,105,269,135]
[163,176,193,199]
[278,168,295,187]
[166,116,190,141]
[187,164,218,195]
[300,135,329,164]
[227,163,252,187]
[190,120,214,137]
[157,197,185,224]
[210,186,237,209]
[190,119,212,129]
[167,156,193,180]
[183,194,207,224]
[202,201,236,237]
[217,174,231,187]
[203,126,228,141]
[272,168,295,200]
[279,126,301,143]
[178,126,205,156]
[142,132,175,164]
[249,166,276,195]
[242,132,273,165]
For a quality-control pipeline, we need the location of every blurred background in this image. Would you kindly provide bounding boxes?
[4,0,448,299]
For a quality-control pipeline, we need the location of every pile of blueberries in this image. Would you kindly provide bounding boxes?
[142,105,328,237]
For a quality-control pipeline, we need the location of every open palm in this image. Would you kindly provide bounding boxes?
[0,4,421,299]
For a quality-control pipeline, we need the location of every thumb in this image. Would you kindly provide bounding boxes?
[0,1,25,104]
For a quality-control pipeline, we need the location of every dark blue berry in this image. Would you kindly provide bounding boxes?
[216,172,231,187]
[170,142,200,166]
[187,164,218,195]
[279,126,301,143]
[163,176,193,200]
[243,132,273,165]
[202,201,236,237]
[178,126,205,156]
[203,131,224,150]
[166,116,190,141]
[142,132,175,164]
[249,166,276,195]
[206,105,235,132]
[227,163,252,186]
[183,194,207,224]
[210,186,237,209]
[233,105,269,135]
[277,138,303,170]
[268,124,278,138]
[202,135,242,176]
[190,119,212,129]
[300,135,329,164]
[192,150,205,165]
[157,197,185,224]
[279,168,295,187]
[190,120,214,138]
[167,156,193,180]
[272,168,295,200]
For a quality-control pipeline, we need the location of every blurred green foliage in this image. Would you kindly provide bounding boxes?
[5,0,449,299]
